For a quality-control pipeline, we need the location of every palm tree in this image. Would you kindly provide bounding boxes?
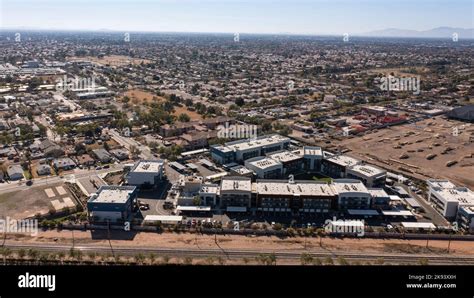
[148,253,156,265]
[268,253,277,265]
[1,248,12,264]
[18,249,26,259]
[27,248,38,260]
[324,257,334,265]
[183,257,193,265]
[316,228,325,247]
[161,255,170,265]
[418,258,429,266]
[134,253,145,264]
[337,257,349,265]
[57,251,65,264]
[300,253,314,265]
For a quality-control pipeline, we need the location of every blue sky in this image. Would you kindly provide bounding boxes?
[1,0,473,34]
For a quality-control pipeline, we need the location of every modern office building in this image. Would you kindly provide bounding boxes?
[199,184,220,206]
[254,179,337,214]
[332,179,371,210]
[219,177,252,210]
[266,150,304,175]
[245,156,283,179]
[427,179,474,219]
[321,154,360,178]
[346,164,387,187]
[457,206,474,232]
[87,186,138,223]
[126,160,164,187]
[211,134,291,164]
[367,188,391,209]
[298,146,324,171]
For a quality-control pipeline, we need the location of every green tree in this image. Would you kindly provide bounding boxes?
[178,113,191,122]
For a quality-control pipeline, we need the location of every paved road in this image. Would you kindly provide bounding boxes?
[107,129,153,159]
[0,164,124,194]
[397,183,449,227]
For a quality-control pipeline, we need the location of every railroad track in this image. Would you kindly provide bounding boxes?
[3,242,474,265]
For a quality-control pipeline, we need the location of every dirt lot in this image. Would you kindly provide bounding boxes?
[123,89,166,104]
[0,183,75,219]
[172,106,203,121]
[335,116,474,188]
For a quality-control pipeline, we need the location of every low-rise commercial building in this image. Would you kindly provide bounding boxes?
[87,186,138,223]
[126,160,164,187]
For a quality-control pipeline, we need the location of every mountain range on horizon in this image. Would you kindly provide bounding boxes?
[361,27,474,39]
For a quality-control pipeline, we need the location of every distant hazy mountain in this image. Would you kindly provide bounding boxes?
[362,27,474,39]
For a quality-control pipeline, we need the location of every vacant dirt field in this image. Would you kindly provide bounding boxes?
[172,106,203,121]
[336,117,474,188]
[0,182,74,219]
[123,89,166,104]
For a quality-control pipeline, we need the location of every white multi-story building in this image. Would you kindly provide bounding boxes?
[427,179,474,219]
[211,134,291,164]
[298,146,323,171]
[126,160,164,187]
[245,156,283,179]
[321,154,360,178]
[266,150,304,175]
[199,184,220,206]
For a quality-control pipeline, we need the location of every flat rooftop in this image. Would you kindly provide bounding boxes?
[267,150,303,163]
[224,134,290,152]
[367,188,389,198]
[246,156,282,170]
[200,184,220,194]
[132,160,164,173]
[90,186,136,204]
[144,215,183,222]
[325,154,360,167]
[348,164,386,177]
[220,177,252,192]
[332,179,369,194]
[435,187,474,204]
[230,165,254,175]
[460,206,474,215]
[427,179,457,189]
[302,146,323,157]
[401,222,436,229]
[255,180,336,197]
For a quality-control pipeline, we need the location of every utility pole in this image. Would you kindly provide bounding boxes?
[447,234,452,253]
